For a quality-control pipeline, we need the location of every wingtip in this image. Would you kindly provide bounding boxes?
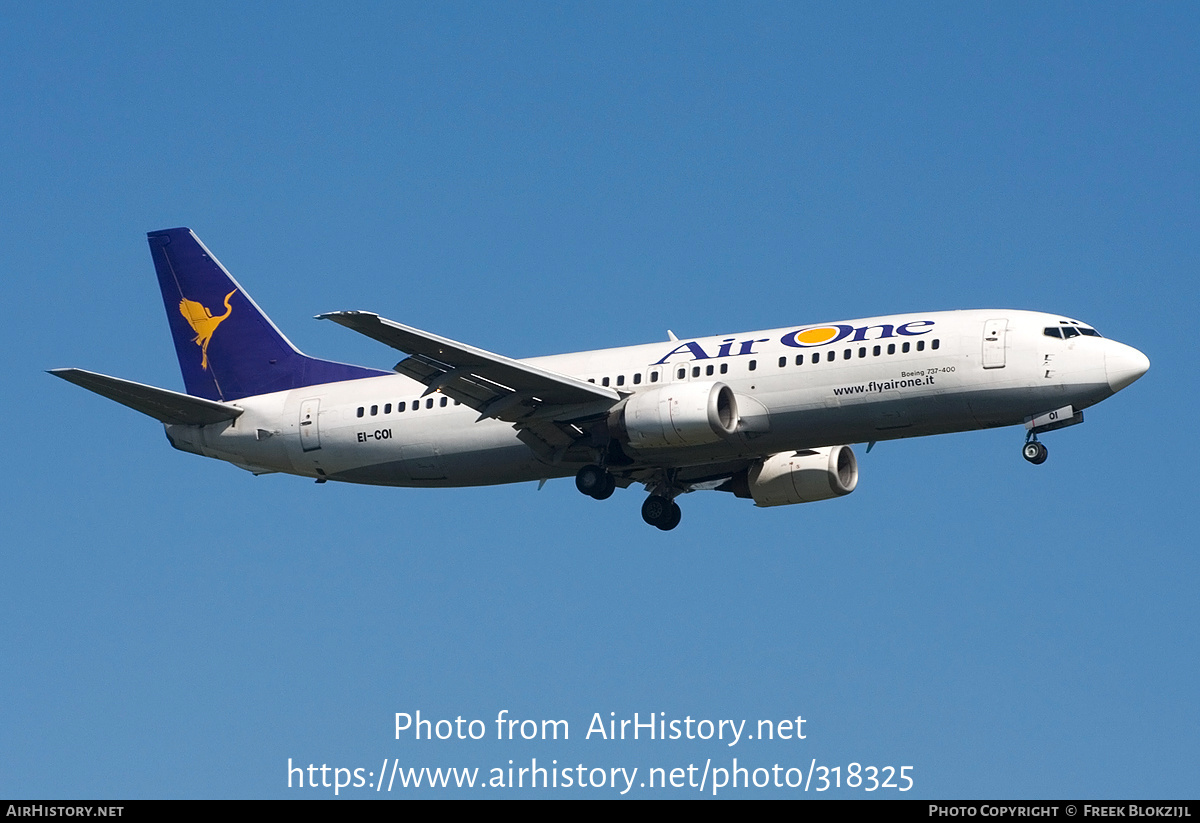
[317,310,378,322]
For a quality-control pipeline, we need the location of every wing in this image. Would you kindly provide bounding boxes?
[49,368,244,426]
[319,311,621,459]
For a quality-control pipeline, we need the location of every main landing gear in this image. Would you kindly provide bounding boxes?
[575,464,615,500]
[641,494,682,531]
[574,464,684,530]
[1022,436,1048,465]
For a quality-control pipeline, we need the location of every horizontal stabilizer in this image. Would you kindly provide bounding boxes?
[48,368,244,426]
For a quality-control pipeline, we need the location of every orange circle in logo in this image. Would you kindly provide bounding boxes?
[794,327,839,345]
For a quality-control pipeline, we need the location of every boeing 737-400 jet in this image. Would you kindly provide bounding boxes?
[51,228,1150,530]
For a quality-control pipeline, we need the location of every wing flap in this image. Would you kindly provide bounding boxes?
[49,368,244,426]
[516,419,585,461]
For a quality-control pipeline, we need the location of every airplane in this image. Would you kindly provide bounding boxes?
[50,228,1150,530]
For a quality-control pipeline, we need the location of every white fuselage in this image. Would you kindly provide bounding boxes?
[164,309,1144,487]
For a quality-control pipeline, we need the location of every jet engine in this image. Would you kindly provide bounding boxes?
[728,446,859,507]
[609,381,739,449]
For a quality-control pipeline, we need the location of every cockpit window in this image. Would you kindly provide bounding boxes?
[1045,324,1102,339]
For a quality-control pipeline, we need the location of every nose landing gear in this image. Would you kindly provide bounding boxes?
[1021,405,1085,465]
[1022,437,1048,465]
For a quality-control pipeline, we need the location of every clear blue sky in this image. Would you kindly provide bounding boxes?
[2,2,1196,798]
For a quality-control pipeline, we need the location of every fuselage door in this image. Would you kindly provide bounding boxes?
[671,361,724,382]
[982,318,1008,369]
[670,361,691,382]
[300,398,321,451]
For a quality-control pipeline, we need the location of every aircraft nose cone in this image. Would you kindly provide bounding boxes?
[1106,344,1150,393]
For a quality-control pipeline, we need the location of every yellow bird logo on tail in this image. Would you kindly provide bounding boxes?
[179,290,236,370]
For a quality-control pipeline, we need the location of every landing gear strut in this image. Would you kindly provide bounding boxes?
[1022,438,1048,465]
[575,464,615,500]
[641,495,682,531]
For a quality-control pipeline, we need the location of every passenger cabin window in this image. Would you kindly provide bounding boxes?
[617,375,625,386]
[720,363,728,374]
[650,372,659,383]
[796,354,804,365]
[748,360,757,371]
[602,377,610,387]
[633,373,642,385]
[917,340,925,351]
[356,407,364,418]
[398,401,406,412]
[426,398,434,409]
[384,403,392,414]
[440,397,448,407]
[370,405,378,416]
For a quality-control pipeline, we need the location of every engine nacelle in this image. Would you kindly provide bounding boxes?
[738,446,858,507]
[611,381,739,449]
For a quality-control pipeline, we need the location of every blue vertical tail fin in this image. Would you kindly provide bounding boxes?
[149,228,386,401]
